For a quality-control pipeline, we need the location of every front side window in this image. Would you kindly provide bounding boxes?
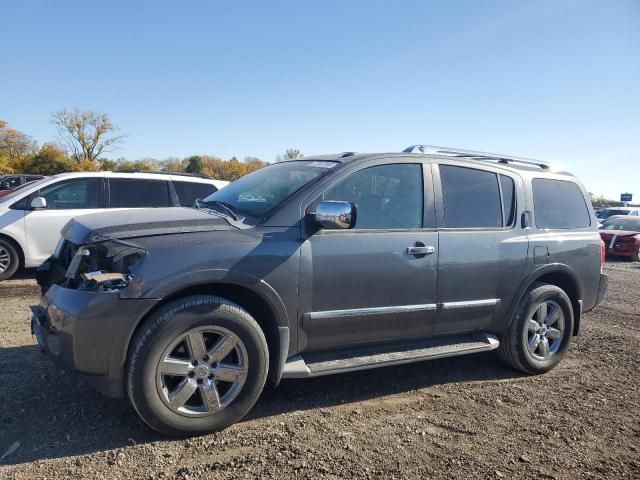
[322,163,423,229]
[203,161,337,217]
[440,165,503,228]
[109,179,171,208]
[533,179,591,229]
[38,179,101,210]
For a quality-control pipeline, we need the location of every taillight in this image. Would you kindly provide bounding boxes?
[600,240,606,266]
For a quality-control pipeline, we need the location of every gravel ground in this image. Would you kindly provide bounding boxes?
[1,262,639,479]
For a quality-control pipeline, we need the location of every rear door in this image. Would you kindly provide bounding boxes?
[23,176,106,263]
[433,163,528,335]
[107,177,172,209]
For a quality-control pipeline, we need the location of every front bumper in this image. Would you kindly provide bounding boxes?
[31,285,159,397]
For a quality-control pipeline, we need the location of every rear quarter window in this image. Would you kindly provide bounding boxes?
[532,179,591,229]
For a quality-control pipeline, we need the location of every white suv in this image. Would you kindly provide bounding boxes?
[0,171,227,280]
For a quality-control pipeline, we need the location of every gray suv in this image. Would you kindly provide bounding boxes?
[32,145,608,436]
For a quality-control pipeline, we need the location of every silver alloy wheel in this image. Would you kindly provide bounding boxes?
[525,300,565,361]
[156,326,248,417]
[0,246,10,273]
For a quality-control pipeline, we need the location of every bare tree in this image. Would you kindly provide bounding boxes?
[275,148,304,162]
[52,109,126,163]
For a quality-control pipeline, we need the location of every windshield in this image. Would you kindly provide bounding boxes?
[0,177,48,204]
[201,160,338,217]
[598,209,630,219]
[601,218,640,232]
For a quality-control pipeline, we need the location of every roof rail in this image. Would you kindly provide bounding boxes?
[112,170,213,179]
[402,144,550,170]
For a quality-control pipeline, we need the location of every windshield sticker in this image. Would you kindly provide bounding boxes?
[307,161,337,169]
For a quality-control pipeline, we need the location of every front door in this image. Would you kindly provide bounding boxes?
[24,177,105,263]
[300,161,438,352]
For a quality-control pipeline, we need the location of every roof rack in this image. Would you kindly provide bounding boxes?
[402,145,550,170]
[113,170,212,179]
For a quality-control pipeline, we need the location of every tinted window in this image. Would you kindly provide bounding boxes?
[323,164,423,229]
[500,175,516,226]
[38,179,101,210]
[533,179,591,229]
[203,161,335,217]
[109,179,170,208]
[440,166,502,228]
[173,181,217,207]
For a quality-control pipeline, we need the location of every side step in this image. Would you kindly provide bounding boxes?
[281,333,499,378]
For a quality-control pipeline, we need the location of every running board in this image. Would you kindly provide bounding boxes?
[281,333,499,378]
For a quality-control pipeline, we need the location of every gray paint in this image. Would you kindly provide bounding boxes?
[35,151,607,396]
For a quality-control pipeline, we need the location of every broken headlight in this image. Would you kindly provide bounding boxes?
[65,241,146,292]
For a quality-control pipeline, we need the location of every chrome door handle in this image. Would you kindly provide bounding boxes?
[407,245,436,256]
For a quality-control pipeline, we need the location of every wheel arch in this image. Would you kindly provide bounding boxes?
[0,232,25,269]
[507,264,583,336]
[121,279,290,390]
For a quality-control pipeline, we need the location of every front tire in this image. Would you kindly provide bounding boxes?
[498,283,574,374]
[127,295,269,436]
[0,238,20,281]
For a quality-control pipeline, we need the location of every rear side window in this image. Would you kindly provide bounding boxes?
[173,181,217,207]
[532,179,591,229]
[440,165,502,228]
[109,179,171,208]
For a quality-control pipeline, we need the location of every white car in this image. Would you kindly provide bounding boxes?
[0,171,228,280]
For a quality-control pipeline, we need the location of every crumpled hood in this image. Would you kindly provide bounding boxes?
[61,207,238,245]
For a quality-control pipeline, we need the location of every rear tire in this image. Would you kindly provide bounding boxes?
[127,295,269,436]
[0,238,20,281]
[498,282,574,374]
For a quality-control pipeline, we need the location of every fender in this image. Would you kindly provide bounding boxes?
[125,268,290,328]
[504,263,583,331]
[108,269,292,393]
[0,229,28,266]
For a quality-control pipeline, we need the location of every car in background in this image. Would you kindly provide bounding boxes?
[599,216,640,261]
[0,171,228,280]
[0,174,45,191]
[0,179,41,199]
[595,207,640,221]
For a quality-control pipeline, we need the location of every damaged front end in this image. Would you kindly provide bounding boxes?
[36,237,146,295]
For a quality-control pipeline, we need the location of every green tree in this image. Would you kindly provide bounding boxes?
[185,155,203,174]
[24,143,78,175]
[99,158,119,171]
[52,109,126,163]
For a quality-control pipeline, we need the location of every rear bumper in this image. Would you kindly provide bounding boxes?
[31,285,159,398]
[593,273,608,309]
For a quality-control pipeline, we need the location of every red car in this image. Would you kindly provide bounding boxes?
[0,180,38,198]
[599,216,640,261]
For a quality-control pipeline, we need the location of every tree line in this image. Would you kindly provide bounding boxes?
[0,110,304,181]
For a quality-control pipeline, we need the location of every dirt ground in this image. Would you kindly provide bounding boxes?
[1,262,639,479]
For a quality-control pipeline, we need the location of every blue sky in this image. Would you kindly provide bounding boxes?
[1,0,638,199]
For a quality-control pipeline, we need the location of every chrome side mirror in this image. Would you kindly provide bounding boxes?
[30,196,47,209]
[314,201,356,230]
